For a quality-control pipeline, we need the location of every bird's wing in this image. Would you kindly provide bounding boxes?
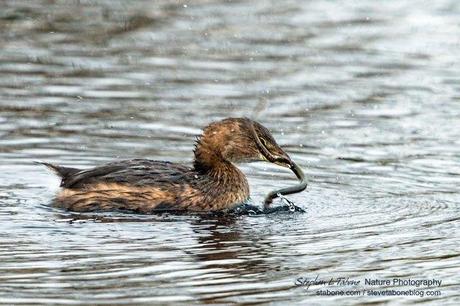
[54,159,192,188]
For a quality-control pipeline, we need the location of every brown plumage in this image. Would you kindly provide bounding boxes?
[41,117,300,213]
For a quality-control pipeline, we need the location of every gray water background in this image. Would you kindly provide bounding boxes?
[0,0,459,305]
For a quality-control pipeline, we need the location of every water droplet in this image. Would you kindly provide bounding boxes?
[278,193,296,212]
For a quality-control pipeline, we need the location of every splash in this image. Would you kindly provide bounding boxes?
[227,195,305,215]
[277,193,297,212]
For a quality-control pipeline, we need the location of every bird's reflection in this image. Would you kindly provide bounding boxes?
[187,215,279,276]
[51,207,300,304]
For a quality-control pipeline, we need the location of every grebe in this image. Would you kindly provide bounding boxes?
[41,117,307,213]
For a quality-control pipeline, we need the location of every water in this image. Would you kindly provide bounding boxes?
[1,0,459,304]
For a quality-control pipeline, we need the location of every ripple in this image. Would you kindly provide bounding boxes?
[1,0,460,304]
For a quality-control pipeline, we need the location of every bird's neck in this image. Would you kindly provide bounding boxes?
[193,137,250,207]
[194,138,248,186]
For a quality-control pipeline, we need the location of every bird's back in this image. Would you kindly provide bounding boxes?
[42,159,193,189]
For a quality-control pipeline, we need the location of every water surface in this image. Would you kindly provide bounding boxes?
[1,0,459,304]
